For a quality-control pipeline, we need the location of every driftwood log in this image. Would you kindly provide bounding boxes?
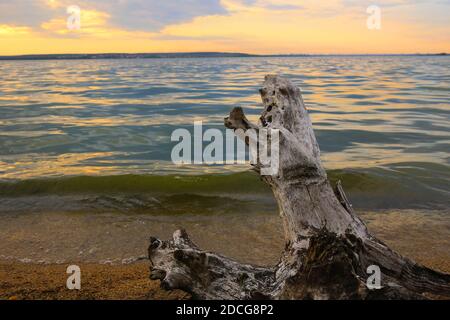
[148,75,450,299]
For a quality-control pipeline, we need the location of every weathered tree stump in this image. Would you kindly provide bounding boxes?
[148,75,450,300]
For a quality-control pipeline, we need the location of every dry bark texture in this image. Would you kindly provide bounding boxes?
[148,75,450,300]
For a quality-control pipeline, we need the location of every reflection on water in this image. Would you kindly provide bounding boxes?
[0,56,449,179]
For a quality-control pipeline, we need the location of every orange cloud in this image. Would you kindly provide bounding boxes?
[41,9,111,36]
[39,6,163,40]
[44,0,62,9]
[0,24,31,37]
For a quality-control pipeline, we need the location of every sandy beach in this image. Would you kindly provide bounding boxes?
[0,262,189,300]
[0,250,448,300]
[1,208,448,300]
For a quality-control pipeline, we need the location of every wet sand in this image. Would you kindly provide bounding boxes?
[0,209,448,300]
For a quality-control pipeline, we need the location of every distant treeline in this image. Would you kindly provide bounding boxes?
[0,52,256,60]
[0,52,446,61]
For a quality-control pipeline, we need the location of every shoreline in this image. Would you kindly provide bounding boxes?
[0,209,448,300]
[1,252,448,300]
[1,208,449,300]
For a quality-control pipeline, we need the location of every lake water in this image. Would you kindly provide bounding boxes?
[0,56,449,264]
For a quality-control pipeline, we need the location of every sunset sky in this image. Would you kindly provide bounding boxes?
[0,0,449,55]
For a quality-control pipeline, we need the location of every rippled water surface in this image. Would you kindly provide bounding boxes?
[1,56,449,210]
[1,56,448,177]
[0,56,449,264]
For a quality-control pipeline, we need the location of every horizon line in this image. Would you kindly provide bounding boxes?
[0,51,447,60]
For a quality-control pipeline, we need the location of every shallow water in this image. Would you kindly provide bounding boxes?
[0,209,448,270]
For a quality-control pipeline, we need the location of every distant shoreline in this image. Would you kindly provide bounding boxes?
[0,52,447,61]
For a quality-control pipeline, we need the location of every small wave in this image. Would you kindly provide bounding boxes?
[0,172,269,196]
[0,162,448,211]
